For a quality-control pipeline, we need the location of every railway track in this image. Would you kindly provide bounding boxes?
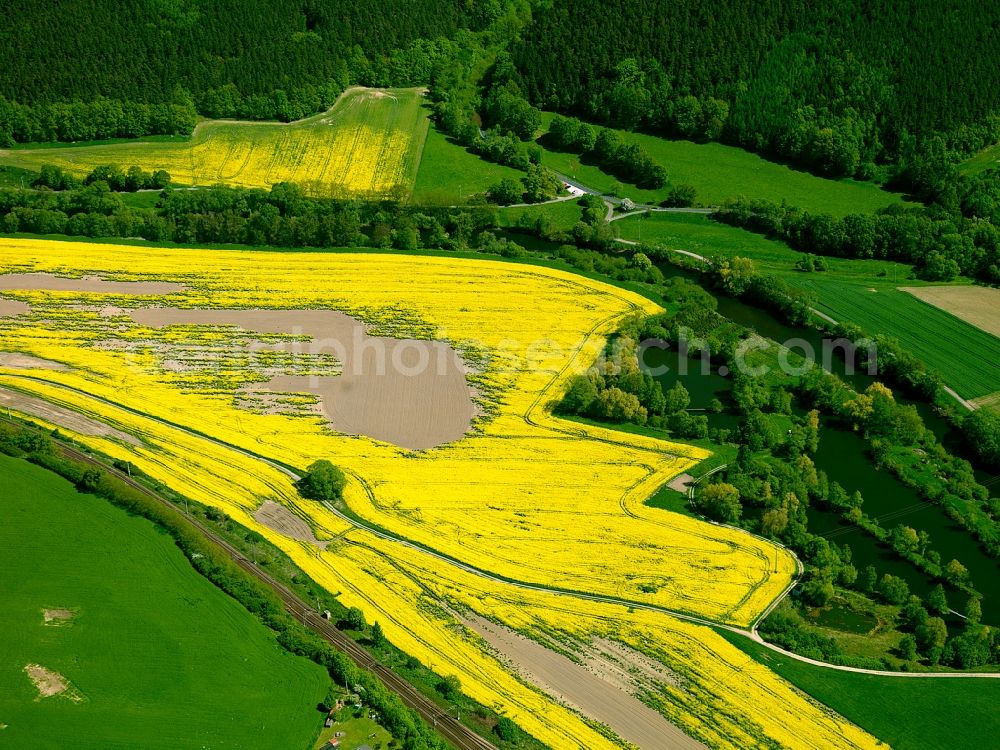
[11,422,497,750]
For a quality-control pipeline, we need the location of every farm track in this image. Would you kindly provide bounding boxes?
[0,414,497,750]
[4,374,999,679]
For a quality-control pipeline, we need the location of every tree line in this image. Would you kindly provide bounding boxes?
[0,96,197,146]
[714,197,1000,285]
[547,114,667,189]
[34,164,171,192]
[0,0,503,143]
[509,0,1000,179]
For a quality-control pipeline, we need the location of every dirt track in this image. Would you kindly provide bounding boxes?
[0,272,184,295]
[253,501,327,548]
[0,352,68,370]
[0,299,30,316]
[463,613,707,750]
[0,386,141,445]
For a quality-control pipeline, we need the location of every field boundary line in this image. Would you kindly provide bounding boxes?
[4,374,999,679]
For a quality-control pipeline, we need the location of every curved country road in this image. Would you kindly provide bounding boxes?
[2,373,997,680]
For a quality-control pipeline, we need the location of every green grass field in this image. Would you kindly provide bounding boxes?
[412,124,525,205]
[958,142,1000,176]
[0,87,430,198]
[535,113,911,216]
[497,198,584,230]
[0,453,328,749]
[614,212,1000,399]
[313,711,393,750]
[724,632,1000,750]
[614,212,918,284]
[615,211,804,263]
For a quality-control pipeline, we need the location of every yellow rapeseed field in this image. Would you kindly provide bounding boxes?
[0,88,429,198]
[0,238,878,749]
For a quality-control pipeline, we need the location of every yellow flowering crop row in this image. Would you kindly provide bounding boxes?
[0,238,796,625]
[0,382,878,750]
[358,533,882,750]
[0,238,873,748]
[0,88,429,198]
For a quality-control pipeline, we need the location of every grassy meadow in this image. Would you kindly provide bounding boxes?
[0,87,430,198]
[958,142,1000,176]
[614,212,1000,399]
[411,124,524,204]
[535,113,911,215]
[498,198,584,230]
[0,453,328,749]
[724,632,1000,750]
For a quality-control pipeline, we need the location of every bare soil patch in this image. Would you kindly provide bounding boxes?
[0,386,141,446]
[254,501,327,548]
[583,637,682,696]
[462,613,706,750]
[0,272,184,295]
[667,473,694,494]
[0,299,30,317]
[901,285,1000,338]
[0,352,68,370]
[24,664,81,701]
[42,608,76,626]
[128,307,475,450]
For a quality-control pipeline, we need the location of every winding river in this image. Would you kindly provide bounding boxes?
[647,267,1000,626]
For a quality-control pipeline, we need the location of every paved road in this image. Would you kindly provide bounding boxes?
[609,207,715,221]
[2,373,997,679]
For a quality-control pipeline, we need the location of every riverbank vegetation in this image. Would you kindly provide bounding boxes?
[551,273,1000,671]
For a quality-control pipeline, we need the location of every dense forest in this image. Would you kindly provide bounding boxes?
[0,0,496,141]
[4,0,998,179]
[510,0,1000,177]
[0,0,484,103]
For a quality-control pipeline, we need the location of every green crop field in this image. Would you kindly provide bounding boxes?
[412,124,525,205]
[724,633,1000,750]
[799,278,1000,399]
[0,453,328,750]
[535,113,911,216]
[614,212,1000,399]
[0,87,430,198]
